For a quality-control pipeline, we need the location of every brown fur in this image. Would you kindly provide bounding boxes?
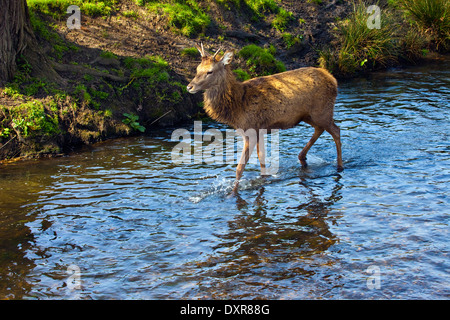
[187,48,343,194]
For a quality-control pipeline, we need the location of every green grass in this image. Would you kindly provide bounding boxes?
[4,55,58,97]
[398,28,429,62]
[272,7,293,32]
[244,0,278,15]
[28,0,294,35]
[233,68,251,81]
[238,44,286,77]
[318,0,450,74]
[396,0,450,50]
[27,0,117,19]
[138,0,211,37]
[121,54,185,107]
[100,51,118,59]
[217,0,278,14]
[4,101,59,138]
[122,10,139,18]
[319,1,398,75]
[124,55,169,82]
[216,0,293,31]
[282,32,303,49]
[180,47,200,58]
[29,10,79,61]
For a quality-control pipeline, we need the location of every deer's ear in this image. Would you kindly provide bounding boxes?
[221,51,233,65]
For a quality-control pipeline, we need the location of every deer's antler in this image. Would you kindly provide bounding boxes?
[196,43,207,58]
[213,47,222,60]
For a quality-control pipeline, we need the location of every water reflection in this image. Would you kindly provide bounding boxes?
[184,173,344,299]
[0,161,58,299]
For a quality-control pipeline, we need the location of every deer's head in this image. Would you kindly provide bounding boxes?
[187,44,233,94]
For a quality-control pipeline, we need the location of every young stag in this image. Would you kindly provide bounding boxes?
[187,44,343,193]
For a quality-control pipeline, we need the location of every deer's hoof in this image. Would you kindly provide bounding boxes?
[298,154,307,166]
[300,159,308,168]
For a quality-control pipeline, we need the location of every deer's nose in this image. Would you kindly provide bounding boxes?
[187,84,198,94]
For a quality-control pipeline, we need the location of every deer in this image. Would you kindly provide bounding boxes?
[187,44,343,194]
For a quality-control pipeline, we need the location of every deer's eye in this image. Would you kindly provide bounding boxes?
[206,71,213,75]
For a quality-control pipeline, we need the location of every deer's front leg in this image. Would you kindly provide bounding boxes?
[232,136,256,194]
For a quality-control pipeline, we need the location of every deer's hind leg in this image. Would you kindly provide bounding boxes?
[325,121,343,171]
[298,126,324,168]
[257,133,270,176]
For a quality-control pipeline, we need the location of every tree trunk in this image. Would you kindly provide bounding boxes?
[0,0,62,86]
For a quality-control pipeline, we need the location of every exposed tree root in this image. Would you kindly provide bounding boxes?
[51,61,128,82]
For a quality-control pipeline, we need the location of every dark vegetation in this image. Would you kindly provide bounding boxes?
[1,0,448,161]
[319,0,450,74]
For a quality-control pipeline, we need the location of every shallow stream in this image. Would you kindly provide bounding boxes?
[0,59,449,299]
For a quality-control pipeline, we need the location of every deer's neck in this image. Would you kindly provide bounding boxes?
[203,69,244,127]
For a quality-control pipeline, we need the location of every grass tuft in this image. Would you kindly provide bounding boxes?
[181,47,200,58]
[217,0,293,31]
[27,0,117,19]
[138,0,211,37]
[5,101,60,138]
[396,0,450,50]
[238,44,286,77]
[319,1,398,75]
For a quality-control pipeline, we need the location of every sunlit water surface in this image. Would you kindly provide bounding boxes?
[0,59,449,299]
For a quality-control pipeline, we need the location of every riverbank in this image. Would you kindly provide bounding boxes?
[1,0,449,162]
